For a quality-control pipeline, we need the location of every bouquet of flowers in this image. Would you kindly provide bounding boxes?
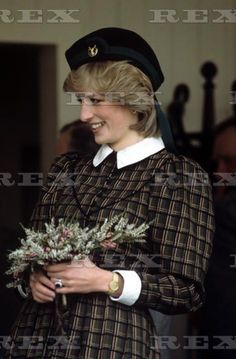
[6,215,149,289]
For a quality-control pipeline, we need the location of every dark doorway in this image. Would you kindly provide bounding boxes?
[0,43,57,337]
[0,44,40,228]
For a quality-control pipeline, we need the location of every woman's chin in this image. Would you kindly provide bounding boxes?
[94,133,108,145]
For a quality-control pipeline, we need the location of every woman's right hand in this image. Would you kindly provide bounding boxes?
[29,271,56,303]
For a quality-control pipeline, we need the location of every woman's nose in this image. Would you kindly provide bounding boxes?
[80,102,93,122]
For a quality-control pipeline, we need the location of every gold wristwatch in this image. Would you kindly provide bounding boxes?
[107,272,120,296]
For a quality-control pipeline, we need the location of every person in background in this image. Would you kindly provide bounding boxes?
[211,117,236,199]
[56,119,99,155]
[202,117,236,359]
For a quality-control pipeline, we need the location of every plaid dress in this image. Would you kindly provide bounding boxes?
[3,149,214,359]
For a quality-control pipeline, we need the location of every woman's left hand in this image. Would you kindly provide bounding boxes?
[46,257,112,295]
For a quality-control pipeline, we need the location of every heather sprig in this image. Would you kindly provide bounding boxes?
[6,216,149,288]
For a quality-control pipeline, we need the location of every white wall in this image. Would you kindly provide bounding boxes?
[1,0,235,133]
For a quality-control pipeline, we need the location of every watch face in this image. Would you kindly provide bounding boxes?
[108,273,120,294]
[110,282,119,292]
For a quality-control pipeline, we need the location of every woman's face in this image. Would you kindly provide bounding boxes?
[78,92,142,151]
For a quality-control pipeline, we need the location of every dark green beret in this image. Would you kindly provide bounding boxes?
[65,27,164,91]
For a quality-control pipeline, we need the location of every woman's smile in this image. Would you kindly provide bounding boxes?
[90,121,105,131]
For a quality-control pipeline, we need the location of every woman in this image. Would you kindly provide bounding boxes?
[3,27,214,359]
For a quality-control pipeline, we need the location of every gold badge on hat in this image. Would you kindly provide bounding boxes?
[88,45,98,57]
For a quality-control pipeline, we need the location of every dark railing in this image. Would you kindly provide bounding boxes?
[167,61,235,172]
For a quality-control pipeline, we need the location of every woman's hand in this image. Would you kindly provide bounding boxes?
[29,270,56,303]
[46,257,114,295]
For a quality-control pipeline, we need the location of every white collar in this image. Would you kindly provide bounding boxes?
[93,137,165,169]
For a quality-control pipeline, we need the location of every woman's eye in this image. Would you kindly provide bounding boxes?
[89,97,102,105]
[76,96,103,105]
[76,96,83,104]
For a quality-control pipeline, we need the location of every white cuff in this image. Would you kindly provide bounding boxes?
[109,270,142,306]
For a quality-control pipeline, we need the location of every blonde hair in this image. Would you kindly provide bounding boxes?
[63,60,159,137]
